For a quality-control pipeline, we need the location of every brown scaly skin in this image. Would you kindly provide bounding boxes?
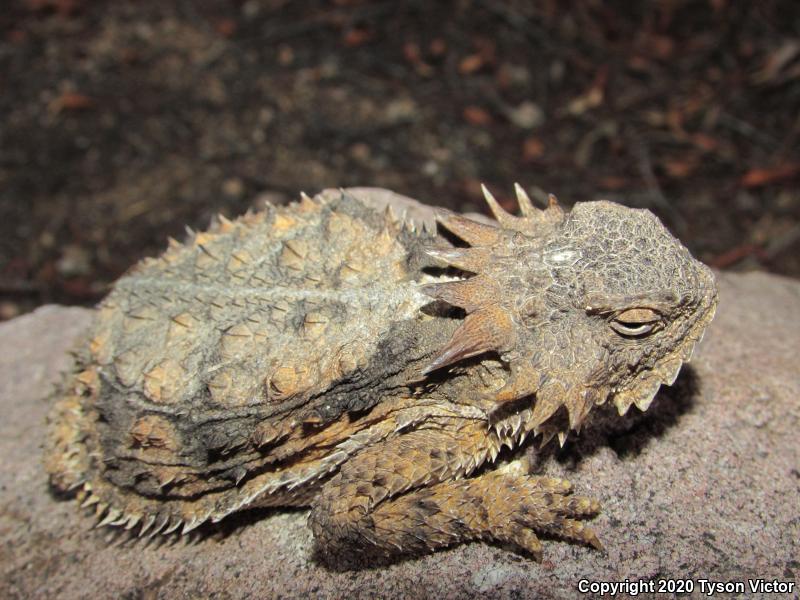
[45,185,717,564]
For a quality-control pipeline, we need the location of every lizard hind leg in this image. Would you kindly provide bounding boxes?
[309,423,496,566]
[308,425,603,566]
[360,471,602,562]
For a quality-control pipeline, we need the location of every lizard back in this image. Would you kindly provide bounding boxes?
[46,191,441,533]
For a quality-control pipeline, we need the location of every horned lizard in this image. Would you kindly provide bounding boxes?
[45,185,717,563]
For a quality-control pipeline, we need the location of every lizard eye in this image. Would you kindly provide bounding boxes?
[610,308,661,337]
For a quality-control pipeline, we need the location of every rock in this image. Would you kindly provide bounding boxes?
[0,201,798,598]
[56,244,92,277]
[507,101,545,130]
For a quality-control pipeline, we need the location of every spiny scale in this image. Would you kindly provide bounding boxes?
[425,186,588,442]
[421,275,499,313]
[422,183,565,374]
[480,182,565,233]
[423,306,515,374]
[433,209,503,246]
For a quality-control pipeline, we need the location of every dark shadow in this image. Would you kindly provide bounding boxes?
[209,505,308,541]
[311,535,558,572]
[311,545,422,572]
[48,481,80,501]
[536,364,700,470]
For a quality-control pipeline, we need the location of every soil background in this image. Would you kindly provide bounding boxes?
[2,0,800,318]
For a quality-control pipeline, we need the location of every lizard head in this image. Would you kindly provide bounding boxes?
[423,184,717,433]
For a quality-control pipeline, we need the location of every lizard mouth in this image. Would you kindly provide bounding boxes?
[610,357,686,416]
[611,289,717,416]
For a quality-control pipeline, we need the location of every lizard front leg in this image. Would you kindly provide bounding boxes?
[370,471,602,559]
[309,422,601,563]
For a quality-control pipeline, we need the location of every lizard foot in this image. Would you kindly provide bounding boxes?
[475,472,602,559]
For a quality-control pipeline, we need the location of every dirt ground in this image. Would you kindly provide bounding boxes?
[1,0,799,318]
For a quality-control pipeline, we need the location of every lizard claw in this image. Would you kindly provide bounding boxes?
[480,473,603,558]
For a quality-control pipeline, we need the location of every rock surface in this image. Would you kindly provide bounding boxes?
[1,235,799,598]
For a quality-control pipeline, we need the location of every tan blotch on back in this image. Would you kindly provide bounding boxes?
[87,192,430,411]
